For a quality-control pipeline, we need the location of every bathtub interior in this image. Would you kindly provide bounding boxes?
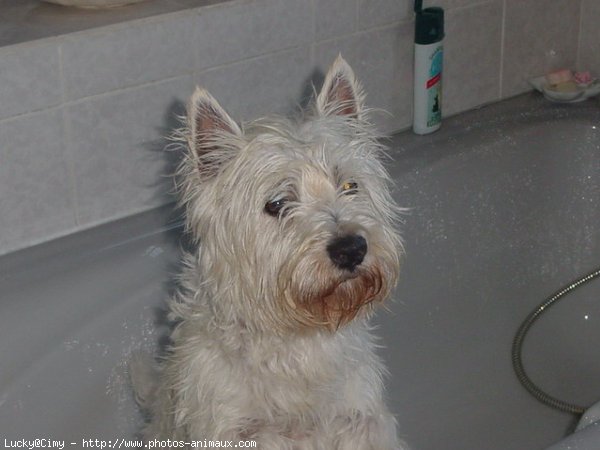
[378,94,600,450]
[0,94,599,449]
[0,207,180,441]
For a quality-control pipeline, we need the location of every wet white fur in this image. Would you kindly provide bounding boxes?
[132,56,408,449]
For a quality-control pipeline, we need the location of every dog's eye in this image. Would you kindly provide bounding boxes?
[265,198,289,217]
[341,181,358,195]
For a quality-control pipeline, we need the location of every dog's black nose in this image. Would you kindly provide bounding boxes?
[327,235,367,271]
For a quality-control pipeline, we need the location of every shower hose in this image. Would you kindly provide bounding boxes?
[511,266,600,415]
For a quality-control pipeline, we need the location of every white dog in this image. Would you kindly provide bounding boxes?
[132,56,407,450]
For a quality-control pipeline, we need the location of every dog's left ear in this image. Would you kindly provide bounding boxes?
[316,55,364,119]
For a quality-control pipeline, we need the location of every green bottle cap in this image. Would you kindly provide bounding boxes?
[415,6,444,45]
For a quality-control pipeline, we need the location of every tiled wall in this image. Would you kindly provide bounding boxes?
[0,0,593,255]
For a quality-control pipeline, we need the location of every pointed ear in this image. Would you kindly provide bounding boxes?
[316,55,364,119]
[187,87,242,158]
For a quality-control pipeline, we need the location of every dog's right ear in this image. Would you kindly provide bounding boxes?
[316,55,364,119]
[187,87,242,170]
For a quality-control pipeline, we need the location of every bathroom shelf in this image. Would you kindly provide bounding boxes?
[0,0,225,48]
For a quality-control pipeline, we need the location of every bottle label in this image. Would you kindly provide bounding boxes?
[427,47,443,128]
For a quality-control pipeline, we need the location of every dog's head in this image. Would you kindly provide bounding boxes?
[178,56,403,333]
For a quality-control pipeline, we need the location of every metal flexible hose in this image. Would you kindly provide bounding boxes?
[511,266,600,415]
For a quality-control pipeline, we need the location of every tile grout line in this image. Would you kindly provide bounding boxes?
[498,0,507,99]
[57,42,82,229]
[309,0,316,69]
[575,0,585,70]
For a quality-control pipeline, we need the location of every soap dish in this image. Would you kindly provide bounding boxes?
[529,75,600,103]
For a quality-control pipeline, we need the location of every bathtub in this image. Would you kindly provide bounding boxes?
[1,94,599,449]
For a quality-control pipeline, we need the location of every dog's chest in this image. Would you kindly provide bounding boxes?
[235,329,370,417]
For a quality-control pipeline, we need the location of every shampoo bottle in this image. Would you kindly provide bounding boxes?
[413,1,444,135]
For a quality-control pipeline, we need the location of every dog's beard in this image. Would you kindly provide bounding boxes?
[304,265,385,329]
[279,253,394,331]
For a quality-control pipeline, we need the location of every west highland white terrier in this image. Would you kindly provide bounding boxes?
[132,56,407,449]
